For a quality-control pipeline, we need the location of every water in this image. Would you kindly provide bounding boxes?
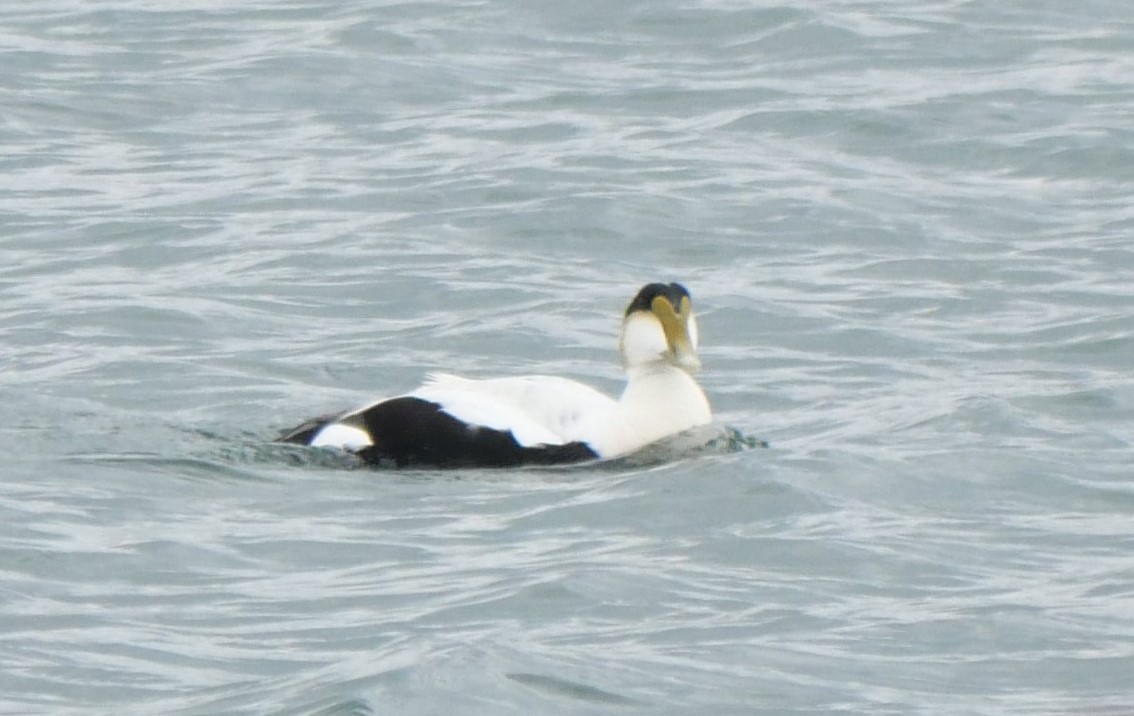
[2,0,1133,713]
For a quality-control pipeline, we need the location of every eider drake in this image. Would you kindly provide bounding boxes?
[277,282,711,468]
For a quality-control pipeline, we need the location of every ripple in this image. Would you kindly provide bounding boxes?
[3,0,1133,713]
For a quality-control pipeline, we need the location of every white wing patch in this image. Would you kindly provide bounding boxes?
[310,423,373,450]
[413,373,616,448]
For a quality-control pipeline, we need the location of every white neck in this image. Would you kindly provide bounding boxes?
[584,362,711,458]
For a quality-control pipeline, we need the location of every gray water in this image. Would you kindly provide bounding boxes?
[2,1,1133,713]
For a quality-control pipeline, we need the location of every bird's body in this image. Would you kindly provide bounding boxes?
[278,282,712,468]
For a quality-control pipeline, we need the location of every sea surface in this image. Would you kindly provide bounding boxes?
[2,1,1133,714]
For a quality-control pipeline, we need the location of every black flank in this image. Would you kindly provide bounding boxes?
[309,396,597,468]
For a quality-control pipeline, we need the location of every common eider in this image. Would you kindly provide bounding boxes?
[277,282,711,468]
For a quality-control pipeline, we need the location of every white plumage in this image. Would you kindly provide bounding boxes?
[414,373,618,446]
[283,282,712,467]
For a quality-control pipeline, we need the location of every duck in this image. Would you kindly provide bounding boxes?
[277,282,711,467]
